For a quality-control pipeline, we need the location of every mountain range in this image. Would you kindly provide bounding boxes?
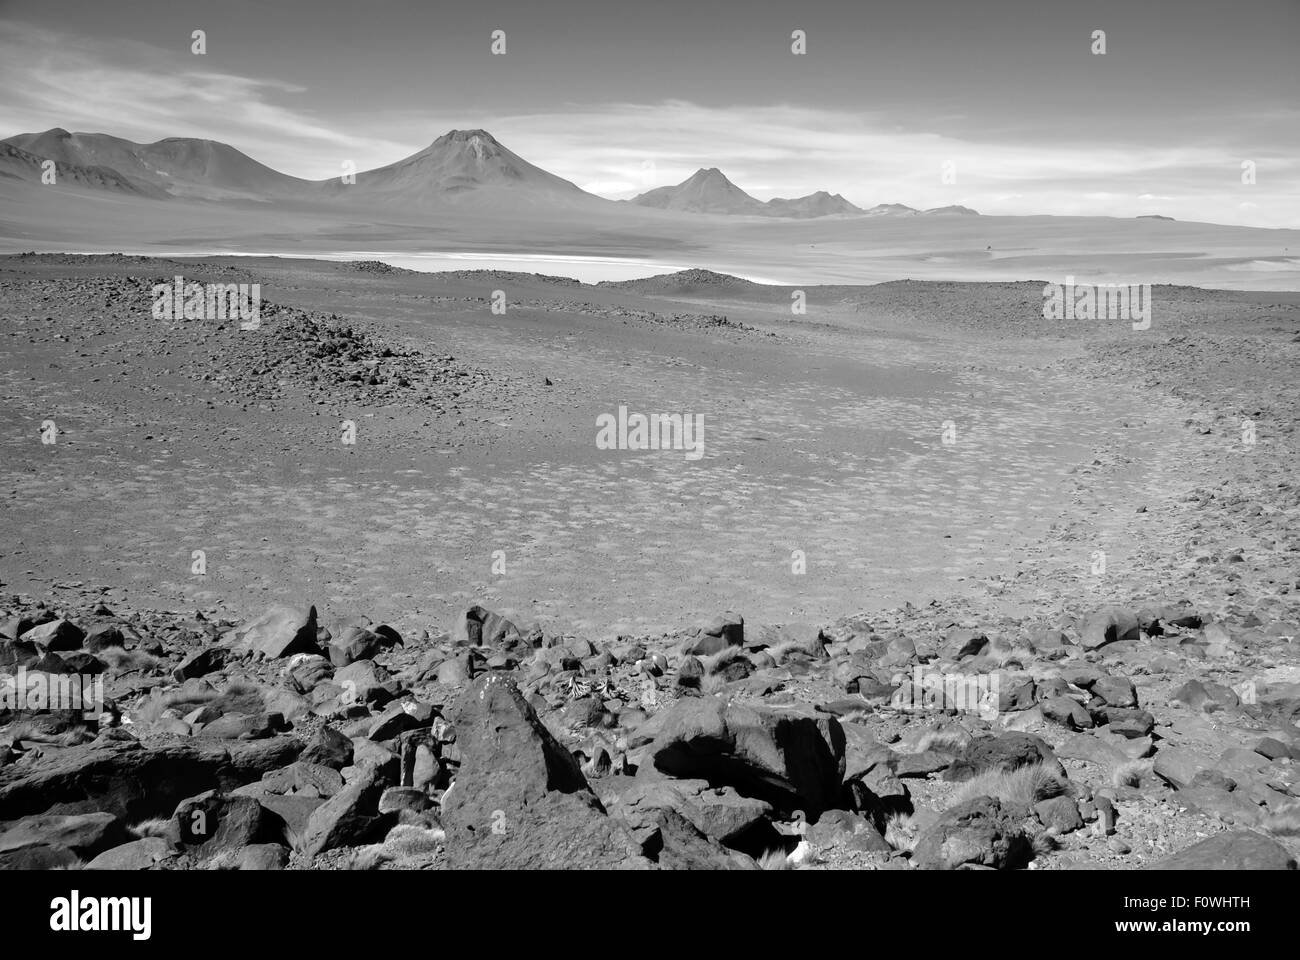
[627,167,977,218]
[0,126,976,218]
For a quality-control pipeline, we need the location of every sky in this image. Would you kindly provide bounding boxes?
[0,0,1296,226]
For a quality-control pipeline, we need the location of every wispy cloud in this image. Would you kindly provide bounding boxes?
[0,21,412,174]
[1,21,1295,227]
[482,102,1299,226]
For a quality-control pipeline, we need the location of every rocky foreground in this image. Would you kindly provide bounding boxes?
[1,590,1297,871]
[2,260,1298,870]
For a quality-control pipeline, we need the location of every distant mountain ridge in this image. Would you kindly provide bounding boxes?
[1,124,980,218]
[0,141,169,197]
[861,202,980,217]
[629,167,979,218]
[3,128,312,200]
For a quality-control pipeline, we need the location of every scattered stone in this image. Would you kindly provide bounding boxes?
[1080,606,1140,651]
[440,675,645,869]
[913,797,1033,870]
[20,618,85,653]
[174,647,227,681]
[944,733,1057,782]
[227,605,320,660]
[1147,830,1297,870]
[84,837,177,870]
[298,765,391,858]
[648,696,845,816]
[1035,796,1084,833]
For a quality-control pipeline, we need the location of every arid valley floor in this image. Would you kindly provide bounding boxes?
[1,253,1298,870]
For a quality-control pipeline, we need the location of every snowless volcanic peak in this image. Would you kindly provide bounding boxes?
[631,167,768,215]
[633,171,866,218]
[340,128,592,201]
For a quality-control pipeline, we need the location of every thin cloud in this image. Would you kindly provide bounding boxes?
[0,21,411,174]
[0,22,1295,226]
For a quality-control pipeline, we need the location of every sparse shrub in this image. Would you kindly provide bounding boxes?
[950,762,1068,808]
[757,847,792,870]
[913,727,971,755]
[883,812,919,853]
[1110,759,1152,789]
[128,817,177,841]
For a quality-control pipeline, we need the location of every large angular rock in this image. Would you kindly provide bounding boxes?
[0,639,37,670]
[0,844,82,869]
[1171,679,1240,712]
[174,647,227,681]
[83,623,129,652]
[332,659,398,708]
[1034,796,1084,833]
[173,792,274,857]
[298,764,390,857]
[299,726,353,769]
[913,796,1033,870]
[649,807,757,869]
[1080,606,1141,651]
[227,605,320,660]
[939,628,988,661]
[1147,830,1296,870]
[943,733,1058,783]
[806,808,892,854]
[260,761,344,798]
[1177,787,1263,826]
[1041,695,1094,730]
[1055,732,1129,767]
[1152,746,1214,790]
[84,837,178,870]
[453,605,524,648]
[441,675,644,869]
[1092,675,1138,709]
[0,811,125,864]
[597,776,773,849]
[257,794,324,839]
[683,612,745,657]
[1101,707,1155,739]
[235,843,289,870]
[19,618,85,653]
[0,736,301,821]
[648,696,845,817]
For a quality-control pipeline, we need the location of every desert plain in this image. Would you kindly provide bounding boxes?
[0,245,1298,871]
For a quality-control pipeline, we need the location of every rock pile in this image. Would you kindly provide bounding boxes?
[3,590,1298,870]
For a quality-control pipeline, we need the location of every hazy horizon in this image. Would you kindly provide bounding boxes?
[0,0,1296,228]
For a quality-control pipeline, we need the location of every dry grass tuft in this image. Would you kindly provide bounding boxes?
[1031,829,1060,859]
[883,812,919,853]
[342,824,446,870]
[100,648,163,675]
[913,728,971,755]
[133,679,266,726]
[757,847,792,870]
[950,762,1068,809]
[128,817,177,841]
[1110,759,1153,789]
